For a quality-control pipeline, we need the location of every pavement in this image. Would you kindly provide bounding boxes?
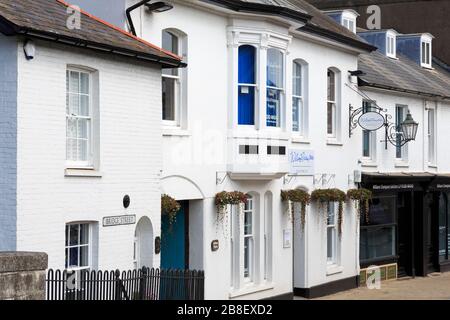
[300,272,450,300]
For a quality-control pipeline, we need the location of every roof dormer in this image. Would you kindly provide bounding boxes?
[357,29,399,59]
[324,9,359,33]
[397,33,434,69]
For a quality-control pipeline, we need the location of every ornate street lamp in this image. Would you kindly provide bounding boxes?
[383,111,419,149]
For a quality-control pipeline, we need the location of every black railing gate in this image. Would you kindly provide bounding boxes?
[46,267,204,300]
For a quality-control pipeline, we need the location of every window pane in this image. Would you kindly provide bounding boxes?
[360,226,396,261]
[439,194,447,260]
[65,248,69,269]
[327,203,335,225]
[364,196,396,225]
[162,30,178,54]
[267,49,283,88]
[292,97,301,132]
[77,119,88,139]
[395,106,404,158]
[244,237,250,278]
[69,71,79,93]
[327,102,334,135]
[238,86,255,125]
[80,224,89,245]
[67,138,77,161]
[238,45,256,85]
[69,247,79,268]
[266,88,281,127]
[244,212,252,235]
[80,246,89,267]
[327,227,335,261]
[327,70,335,101]
[77,139,88,162]
[293,63,302,96]
[68,94,79,115]
[65,225,69,247]
[80,73,89,94]
[363,130,371,157]
[69,224,79,246]
[79,96,89,116]
[162,77,176,121]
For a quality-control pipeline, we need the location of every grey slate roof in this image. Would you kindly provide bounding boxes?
[0,0,182,67]
[203,0,375,51]
[358,51,450,99]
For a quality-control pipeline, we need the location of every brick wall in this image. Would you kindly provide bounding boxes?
[15,39,163,270]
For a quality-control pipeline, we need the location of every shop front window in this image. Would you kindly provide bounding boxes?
[439,192,450,261]
[360,196,397,263]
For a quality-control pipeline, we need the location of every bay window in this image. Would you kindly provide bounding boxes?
[238,45,256,125]
[327,202,338,265]
[66,69,93,168]
[266,49,284,127]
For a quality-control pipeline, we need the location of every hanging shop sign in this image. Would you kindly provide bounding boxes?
[358,112,385,131]
[102,215,136,227]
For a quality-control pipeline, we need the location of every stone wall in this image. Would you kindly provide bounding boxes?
[0,252,48,300]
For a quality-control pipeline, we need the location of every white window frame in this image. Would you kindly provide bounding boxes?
[421,40,432,68]
[327,202,338,266]
[362,100,377,161]
[386,33,396,58]
[428,107,436,165]
[266,48,285,129]
[327,69,339,139]
[243,196,254,283]
[342,17,356,33]
[162,29,186,128]
[292,60,306,136]
[395,105,408,162]
[65,223,91,272]
[66,68,94,169]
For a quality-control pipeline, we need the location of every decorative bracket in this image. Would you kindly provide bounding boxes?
[216,172,229,185]
[314,174,335,188]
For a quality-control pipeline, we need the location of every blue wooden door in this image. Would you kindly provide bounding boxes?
[161,201,186,270]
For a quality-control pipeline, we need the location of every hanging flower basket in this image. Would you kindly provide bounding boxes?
[347,188,372,224]
[214,191,247,238]
[161,194,181,225]
[281,189,311,231]
[311,188,346,236]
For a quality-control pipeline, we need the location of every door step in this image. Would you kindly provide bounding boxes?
[428,272,442,278]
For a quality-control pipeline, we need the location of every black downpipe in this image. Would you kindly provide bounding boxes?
[126,0,152,36]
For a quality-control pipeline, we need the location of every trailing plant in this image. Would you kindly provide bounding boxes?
[214,191,248,238]
[281,189,311,231]
[347,188,372,224]
[311,188,346,236]
[161,194,181,226]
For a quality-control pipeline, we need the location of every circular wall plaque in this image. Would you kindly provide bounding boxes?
[358,112,385,131]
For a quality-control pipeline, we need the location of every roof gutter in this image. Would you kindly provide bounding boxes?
[200,0,312,24]
[358,78,450,101]
[301,24,377,52]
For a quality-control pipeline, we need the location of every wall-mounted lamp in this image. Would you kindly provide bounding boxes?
[382,111,419,150]
[23,40,36,60]
[126,0,174,36]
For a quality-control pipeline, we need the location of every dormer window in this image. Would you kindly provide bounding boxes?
[421,40,432,68]
[386,32,396,59]
[343,17,355,33]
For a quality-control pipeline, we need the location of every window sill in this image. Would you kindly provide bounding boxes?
[162,127,191,137]
[65,168,102,178]
[291,136,310,144]
[361,160,378,168]
[229,283,274,298]
[326,139,343,146]
[326,265,344,276]
[394,161,409,168]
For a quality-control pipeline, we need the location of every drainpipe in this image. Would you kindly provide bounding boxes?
[126,0,152,36]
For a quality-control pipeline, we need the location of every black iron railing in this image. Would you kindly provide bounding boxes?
[46,267,204,300]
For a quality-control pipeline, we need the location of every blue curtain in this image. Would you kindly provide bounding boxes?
[238,45,256,125]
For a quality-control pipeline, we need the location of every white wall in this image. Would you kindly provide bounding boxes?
[15,40,163,271]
